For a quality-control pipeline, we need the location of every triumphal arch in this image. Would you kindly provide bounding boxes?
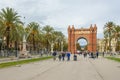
[68,24,97,53]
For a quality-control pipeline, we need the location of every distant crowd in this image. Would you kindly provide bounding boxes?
[52,50,101,61]
[52,51,71,61]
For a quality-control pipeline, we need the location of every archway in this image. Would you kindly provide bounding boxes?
[68,24,97,54]
[77,37,88,51]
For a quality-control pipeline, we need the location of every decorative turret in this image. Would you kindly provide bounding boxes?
[68,25,71,31]
[94,24,97,31]
[90,24,93,31]
[72,25,75,30]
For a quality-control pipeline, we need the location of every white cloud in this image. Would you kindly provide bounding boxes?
[0,0,120,39]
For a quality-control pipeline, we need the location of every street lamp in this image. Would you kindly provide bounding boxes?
[61,41,63,52]
[51,41,54,53]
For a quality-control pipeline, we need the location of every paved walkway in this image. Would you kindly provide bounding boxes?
[0,55,120,80]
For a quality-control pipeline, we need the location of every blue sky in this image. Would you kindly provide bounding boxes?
[0,0,120,39]
[78,39,87,46]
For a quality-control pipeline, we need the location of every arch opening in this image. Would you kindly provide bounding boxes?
[76,37,88,52]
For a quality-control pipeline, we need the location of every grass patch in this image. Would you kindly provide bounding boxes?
[0,56,52,69]
[106,57,120,62]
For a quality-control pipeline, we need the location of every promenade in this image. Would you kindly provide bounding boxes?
[0,55,120,80]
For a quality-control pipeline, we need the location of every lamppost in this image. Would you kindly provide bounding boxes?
[61,41,63,52]
[51,41,54,53]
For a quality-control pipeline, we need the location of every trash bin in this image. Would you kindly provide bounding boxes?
[73,54,77,61]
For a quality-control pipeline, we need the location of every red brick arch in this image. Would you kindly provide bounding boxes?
[68,24,97,53]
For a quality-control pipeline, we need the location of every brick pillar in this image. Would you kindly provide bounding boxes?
[88,24,97,52]
[88,25,93,52]
[93,24,97,52]
[68,26,71,52]
[71,25,75,54]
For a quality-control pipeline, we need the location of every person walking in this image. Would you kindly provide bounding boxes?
[96,51,99,58]
[61,52,65,61]
[52,51,57,61]
[102,52,105,57]
[66,52,71,61]
[83,52,87,58]
[91,52,94,59]
[58,53,62,61]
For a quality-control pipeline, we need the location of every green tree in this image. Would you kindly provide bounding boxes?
[11,24,24,57]
[103,35,108,52]
[0,7,22,56]
[104,22,115,52]
[112,25,120,51]
[63,41,68,51]
[42,25,54,52]
[26,22,40,52]
[52,31,65,51]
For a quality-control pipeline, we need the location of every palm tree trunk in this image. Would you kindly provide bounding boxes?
[57,40,59,51]
[37,41,39,54]
[116,39,118,51]
[105,42,107,52]
[6,27,10,57]
[109,30,111,52]
[47,39,48,52]
[15,41,18,57]
[33,34,35,51]
[117,40,120,51]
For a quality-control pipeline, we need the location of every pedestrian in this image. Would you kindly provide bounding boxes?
[83,52,87,58]
[91,52,94,58]
[96,51,99,58]
[52,51,57,61]
[58,53,62,61]
[66,52,71,61]
[62,52,65,61]
[73,54,77,61]
[102,52,105,57]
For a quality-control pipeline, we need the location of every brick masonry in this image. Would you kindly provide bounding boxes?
[68,24,97,53]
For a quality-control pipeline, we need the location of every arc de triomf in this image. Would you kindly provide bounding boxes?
[68,24,97,54]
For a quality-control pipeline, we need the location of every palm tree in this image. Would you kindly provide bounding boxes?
[26,22,40,52]
[10,24,24,57]
[103,35,108,52]
[42,25,54,52]
[112,25,120,51]
[0,7,22,56]
[37,32,45,52]
[104,22,115,52]
[52,31,65,51]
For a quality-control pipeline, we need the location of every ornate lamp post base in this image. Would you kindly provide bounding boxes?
[19,36,31,58]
